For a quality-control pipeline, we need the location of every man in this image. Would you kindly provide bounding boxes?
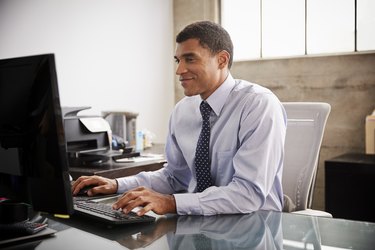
[72,21,286,216]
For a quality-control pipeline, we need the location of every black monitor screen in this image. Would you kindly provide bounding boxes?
[0,54,73,216]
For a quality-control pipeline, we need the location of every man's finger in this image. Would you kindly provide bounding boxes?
[113,191,142,210]
[72,178,95,195]
[122,199,145,214]
[136,204,153,216]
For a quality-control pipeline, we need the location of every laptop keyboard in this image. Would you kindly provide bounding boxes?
[73,197,155,225]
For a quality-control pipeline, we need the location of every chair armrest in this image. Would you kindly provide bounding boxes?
[292,209,332,218]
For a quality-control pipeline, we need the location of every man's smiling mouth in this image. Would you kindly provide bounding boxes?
[179,76,194,81]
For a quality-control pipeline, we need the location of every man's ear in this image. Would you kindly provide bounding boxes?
[217,50,230,69]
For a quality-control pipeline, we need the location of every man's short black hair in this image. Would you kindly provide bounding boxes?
[176,21,234,69]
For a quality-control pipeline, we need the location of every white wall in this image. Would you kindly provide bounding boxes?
[0,0,174,143]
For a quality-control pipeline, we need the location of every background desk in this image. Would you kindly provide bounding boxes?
[325,153,375,222]
[69,144,166,180]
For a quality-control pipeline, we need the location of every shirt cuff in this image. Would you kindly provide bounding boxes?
[116,176,139,193]
[173,193,202,215]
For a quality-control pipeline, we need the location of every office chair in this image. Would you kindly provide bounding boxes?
[282,102,332,217]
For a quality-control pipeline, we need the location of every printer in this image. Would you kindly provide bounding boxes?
[63,107,112,166]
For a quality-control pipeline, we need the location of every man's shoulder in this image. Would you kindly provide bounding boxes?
[230,79,283,113]
[231,79,280,105]
[233,79,273,95]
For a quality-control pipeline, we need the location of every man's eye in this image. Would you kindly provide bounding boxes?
[186,57,194,62]
[174,58,180,64]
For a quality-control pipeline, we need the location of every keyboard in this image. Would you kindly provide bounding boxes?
[73,197,155,225]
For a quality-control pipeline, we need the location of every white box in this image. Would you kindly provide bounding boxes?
[365,110,375,154]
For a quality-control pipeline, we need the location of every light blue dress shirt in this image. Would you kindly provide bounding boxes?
[117,74,287,215]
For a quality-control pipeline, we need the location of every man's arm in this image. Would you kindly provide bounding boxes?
[112,112,193,215]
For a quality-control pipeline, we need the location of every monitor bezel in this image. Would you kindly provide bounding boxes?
[0,53,74,217]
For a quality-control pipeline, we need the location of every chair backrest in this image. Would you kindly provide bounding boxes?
[282,102,331,211]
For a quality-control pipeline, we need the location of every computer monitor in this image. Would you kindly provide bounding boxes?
[0,54,74,220]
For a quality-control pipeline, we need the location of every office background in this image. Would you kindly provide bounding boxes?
[0,0,374,212]
[0,0,175,144]
[173,0,375,211]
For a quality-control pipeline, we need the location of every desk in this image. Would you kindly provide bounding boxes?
[3,211,375,249]
[69,144,166,180]
[325,153,375,222]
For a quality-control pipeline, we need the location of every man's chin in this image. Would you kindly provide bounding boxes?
[183,90,197,97]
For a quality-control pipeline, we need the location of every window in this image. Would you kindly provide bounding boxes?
[221,0,375,61]
[357,0,375,51]
[307,0,354,54]
[262,0,305,58]
[221,0,261,60]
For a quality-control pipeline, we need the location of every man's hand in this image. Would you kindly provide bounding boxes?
[112,186,176,216]
[71,175,118,196]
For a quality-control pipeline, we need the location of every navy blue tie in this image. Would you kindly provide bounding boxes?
[195,101,213,192]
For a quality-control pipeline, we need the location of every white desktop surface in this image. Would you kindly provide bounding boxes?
[38,226,170,250]
[37,228,123,250]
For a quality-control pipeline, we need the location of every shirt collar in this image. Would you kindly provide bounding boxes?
[205,73,235,116]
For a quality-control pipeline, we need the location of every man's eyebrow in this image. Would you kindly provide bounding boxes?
[181,52,196,58]
[174,52,197,60]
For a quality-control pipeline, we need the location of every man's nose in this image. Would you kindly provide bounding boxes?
[175,62,187,75]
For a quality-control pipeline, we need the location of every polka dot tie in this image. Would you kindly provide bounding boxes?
[195,101,213,192]
[193,234,212,250]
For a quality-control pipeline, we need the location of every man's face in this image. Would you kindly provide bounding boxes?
[174,38,222,100]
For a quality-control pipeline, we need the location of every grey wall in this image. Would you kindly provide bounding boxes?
[173,0,375,210]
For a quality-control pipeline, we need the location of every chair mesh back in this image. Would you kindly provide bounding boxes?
[282,103,330,211]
